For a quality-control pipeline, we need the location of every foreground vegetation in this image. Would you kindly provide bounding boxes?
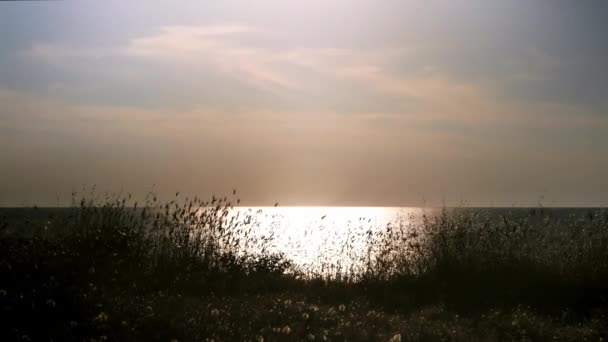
[1,192,607,341]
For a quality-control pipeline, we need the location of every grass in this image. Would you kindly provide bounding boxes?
[1,191,607,341]
[360,208,608,314]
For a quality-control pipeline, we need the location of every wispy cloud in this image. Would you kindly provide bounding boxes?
[18,23,608,132]
[119,25,485,117]
[124,24,293,93]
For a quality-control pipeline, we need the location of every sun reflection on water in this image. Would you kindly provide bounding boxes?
[228,206,428,275]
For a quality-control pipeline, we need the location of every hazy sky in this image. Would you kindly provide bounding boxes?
[1,1,607,207]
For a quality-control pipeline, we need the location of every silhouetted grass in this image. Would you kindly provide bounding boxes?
[1,192,607,340]
[358,208,608,315]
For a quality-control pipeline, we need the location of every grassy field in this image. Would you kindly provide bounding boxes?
[1,192,607,341]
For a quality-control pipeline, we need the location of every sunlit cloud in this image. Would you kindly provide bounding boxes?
[117,25,487,121]
[124,25,293,93]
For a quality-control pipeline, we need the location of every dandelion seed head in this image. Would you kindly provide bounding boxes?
[94,312,108,323]
[389,333,401,342]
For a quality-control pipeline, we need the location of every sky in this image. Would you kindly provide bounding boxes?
[1,0,607,207]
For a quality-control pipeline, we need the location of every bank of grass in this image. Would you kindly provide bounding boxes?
[1,192,607,341]
[361,207,608,314]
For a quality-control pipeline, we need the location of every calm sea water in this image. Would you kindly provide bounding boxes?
[2,207,606,274]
